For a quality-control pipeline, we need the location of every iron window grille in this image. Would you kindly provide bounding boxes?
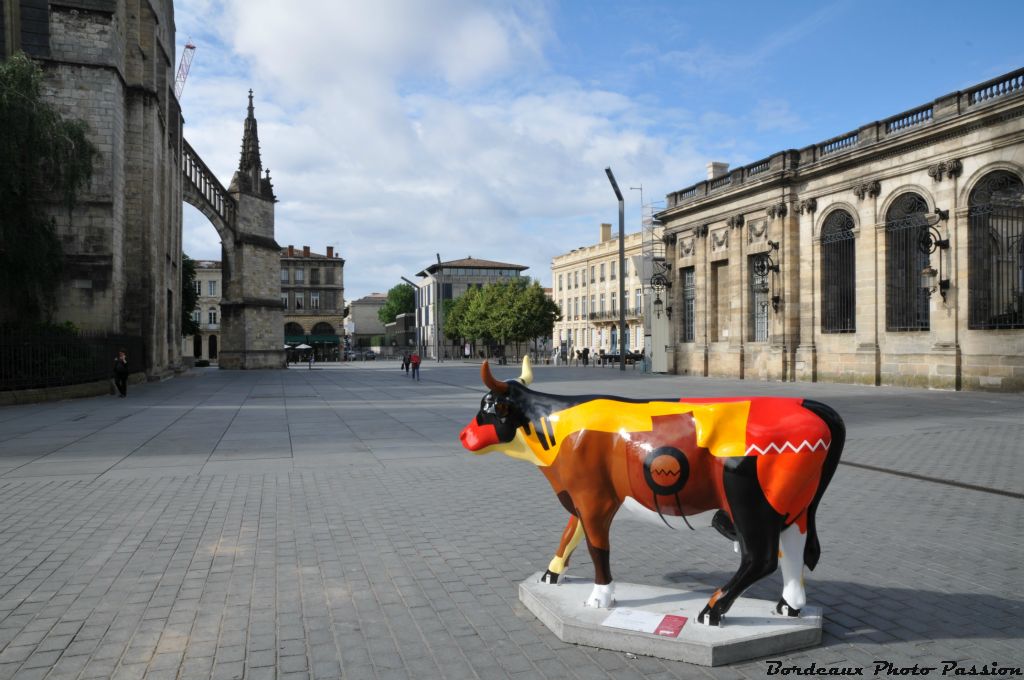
[681,267,695,342]
[749,255,770,342]
[886,193,931,331]
[968,171,1024,329]
[820,210,857,333]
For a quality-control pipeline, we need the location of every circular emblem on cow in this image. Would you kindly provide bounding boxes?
[643,446,689,496]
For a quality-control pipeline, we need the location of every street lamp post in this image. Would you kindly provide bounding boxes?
[399,275,420,357]
[435,253,444,362]
[605,167,627,371]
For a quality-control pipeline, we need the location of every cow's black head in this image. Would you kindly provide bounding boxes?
[459,359,532,454]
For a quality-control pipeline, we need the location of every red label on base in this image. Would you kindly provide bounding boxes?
[654,614,687,637]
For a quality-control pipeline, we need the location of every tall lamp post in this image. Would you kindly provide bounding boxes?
[605,167,627,371]
[400,275,420,357]
[435,254,444,362]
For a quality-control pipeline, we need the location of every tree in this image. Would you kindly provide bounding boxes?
[443,279,559,357]
[181,254,199,337]
[378,283,415,324]
[0,53,97,325]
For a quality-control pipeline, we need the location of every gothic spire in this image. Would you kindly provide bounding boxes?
[233,89,274,199]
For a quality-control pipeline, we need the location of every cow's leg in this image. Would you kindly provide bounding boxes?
[776,523,807,616]
[542,515,584,584]
[699,459,782,626]
[575,497,617,608]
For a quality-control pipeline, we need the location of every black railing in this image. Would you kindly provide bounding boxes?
[0,329,144,391]
[969,190,1024,329]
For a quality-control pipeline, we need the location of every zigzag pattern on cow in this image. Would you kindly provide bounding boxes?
[745,438,830,456]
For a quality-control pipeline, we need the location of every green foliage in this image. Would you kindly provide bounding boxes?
[444,279,560,348]
[181,254,200,337]
[377,283,415,324]
[0,53,97,325]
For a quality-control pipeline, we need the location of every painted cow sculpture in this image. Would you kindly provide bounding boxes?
[459,357,845,626]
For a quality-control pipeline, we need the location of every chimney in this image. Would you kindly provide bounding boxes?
[287,245,294,256]
[707,162,730,180]
[327,246,334,258]
[303,245,310,257]
[600,223,612,243]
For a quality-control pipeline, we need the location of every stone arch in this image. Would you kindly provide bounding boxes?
[285,322,306,336]
[958,161,1024,207]
[311,321,335,335]
[813,201,861,238]
[878,184,936,221]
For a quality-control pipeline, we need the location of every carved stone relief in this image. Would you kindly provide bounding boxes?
[927,158,963,182]
[747,219,767,243]
[853,180,881,200]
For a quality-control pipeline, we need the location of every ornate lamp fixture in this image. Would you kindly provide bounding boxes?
[919,208,951,302]
[650,260,672,320]
[752,240,781,312]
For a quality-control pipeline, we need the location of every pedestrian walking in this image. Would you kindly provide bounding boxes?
[410,351,421,381]
[113,348,129,398]
[402,352,410,375]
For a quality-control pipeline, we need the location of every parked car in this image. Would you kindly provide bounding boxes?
[343,350,358,360]
[363,350,377,360]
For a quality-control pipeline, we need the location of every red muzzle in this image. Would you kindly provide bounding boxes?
[459,421,499,452]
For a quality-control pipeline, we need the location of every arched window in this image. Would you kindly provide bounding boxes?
[284,322,305,337]
[311,322,335,335]
[820,210,856,333]
[886,193,931,331]
[968,170,1024,329]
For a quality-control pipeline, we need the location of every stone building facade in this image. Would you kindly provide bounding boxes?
[655,67,1024,391]
[182,260,221,362]
[551,224,647,360]
[281,245,345,361]
[414,257,528,360]
[346,293,386,350]
[3,0,185,376]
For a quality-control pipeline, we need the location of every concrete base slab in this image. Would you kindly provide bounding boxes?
[519,572,821,666]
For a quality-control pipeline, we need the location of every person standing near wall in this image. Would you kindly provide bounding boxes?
[113,349,129,398]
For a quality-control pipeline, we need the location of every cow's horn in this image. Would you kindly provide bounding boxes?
[481,361,508,394]
[518,356,533,386]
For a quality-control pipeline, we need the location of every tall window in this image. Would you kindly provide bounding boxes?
[968,170,1024,329]
[820,209,856,333]
[281,293,288,310]
[681,267,695,342]
[749,255,769,342]
[208,280,217,296]
[611,292,617,312]
[886,193,930,331]
[295,293,304,310]
[311,291,321,309]
[558,274,563,290]
[624,259,629,278]
[610,262,616,280]
[582,297,588,315]
[208,308,218,325]
[326,265,335,284]
[193,280,201,295]
[574,298,579,318]
[590,295,595,316]
[599,294,606,312]
[310,268,320,284]
[280,268,289,283]
[635,288,641,313]
[600,263,606,281]
[590,266,595,283]
[295,268,305,283]
[574,271,579,288]
[191,310,201,324]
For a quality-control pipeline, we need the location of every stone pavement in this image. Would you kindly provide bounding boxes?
[0,362,1022,679]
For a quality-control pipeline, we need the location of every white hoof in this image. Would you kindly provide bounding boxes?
[584,583,615,608]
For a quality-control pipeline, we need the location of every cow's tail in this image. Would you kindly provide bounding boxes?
[798,399,845,571]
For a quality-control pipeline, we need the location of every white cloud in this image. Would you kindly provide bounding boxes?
[176,0,705,300]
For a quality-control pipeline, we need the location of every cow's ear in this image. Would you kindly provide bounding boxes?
[518,356,533,386]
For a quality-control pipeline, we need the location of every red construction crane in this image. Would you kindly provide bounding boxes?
[174,40,196,99]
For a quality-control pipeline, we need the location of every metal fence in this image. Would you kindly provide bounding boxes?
[0,329,144,391]
[968,183,1024,329]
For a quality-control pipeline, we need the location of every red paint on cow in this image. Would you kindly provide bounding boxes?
[460,421,499,452]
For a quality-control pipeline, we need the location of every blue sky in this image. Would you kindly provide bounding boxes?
[176,0,1024,300]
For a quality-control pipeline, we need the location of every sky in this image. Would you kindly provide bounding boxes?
[175,0,1024,301]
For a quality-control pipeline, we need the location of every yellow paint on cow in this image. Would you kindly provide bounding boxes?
[547,521,585,574]
[511,399,752,466]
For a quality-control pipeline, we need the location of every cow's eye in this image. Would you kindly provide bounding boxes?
[495,402,509,418]
[482,395,497,414]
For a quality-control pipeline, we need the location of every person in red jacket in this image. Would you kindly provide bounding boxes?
[410,351,421,381]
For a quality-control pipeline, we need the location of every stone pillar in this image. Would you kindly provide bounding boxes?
[795,198,818,382]
[218,192,286,370]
